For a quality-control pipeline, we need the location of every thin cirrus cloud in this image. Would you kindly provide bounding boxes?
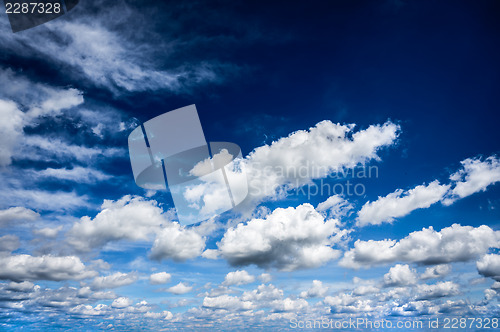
[0,5,224,95]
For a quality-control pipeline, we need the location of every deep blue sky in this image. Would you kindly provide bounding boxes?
[0,0,499,330]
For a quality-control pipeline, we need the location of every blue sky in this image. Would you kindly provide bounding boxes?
[0,0,499,330]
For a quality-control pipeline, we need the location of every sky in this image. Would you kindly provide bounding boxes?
[0,0,499,330]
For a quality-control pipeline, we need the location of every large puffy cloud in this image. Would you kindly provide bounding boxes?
[150,223,207,262]
[356,181,450,226]
[340,224,500,268]
[67,195,166,252]
[218,203,347,271]
[0,254,96,282]
[476,254,500,281]
[444,156,500,205]
[68,195,207,261]
[243,121,399,204]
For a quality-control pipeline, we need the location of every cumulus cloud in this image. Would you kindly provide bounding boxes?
[67,195,165,252]
[167,282,193,295]
[416,281,460,300]
[218,203,347,271]
[149,272,172,285]
[340,224,500,268]
[477,254,500,281]
[0,254,96,282]
[299,280,328,298]
[444,156,500,205]
[33,226,63,238]
[421,264,451,280]
[357,181,450,226]
[383,264,417,287]
[243,121,399,204]
[0,206,39,227]
[111,297,133,309]
[150,223,206,262]
[90,272,138,290]
[223,270,255,286]
[0,235,20,252]
[202,294,254,310]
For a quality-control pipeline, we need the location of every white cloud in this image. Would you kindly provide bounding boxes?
[0,189,89,212]
[0,206,39,227]
[340,224,500,268]
[144,311,173,320]
[34,166,111,183]
[202,294,254,310]
[299,280,328,298]
[0,99,24,166]
[0,10,221,95]
[0,254,96,282]
[0,235,20,252]
[243,121,399,204]
[316,195,353,218]
[6,281,37,293]
[150,223,206,262]
[68,195,165,252]
[271,298,308,312]
[416,281,460,300]
[111,297,133,309]
[90,272,138,290]
[421,264,451,280]
[353,285,380,296]
[383,264,417,287]
[477,254,500,281]
[33,226,63,238]
[259,273,272,283]
[149,272,171,285]
[324,293,377,314]
[167,282,193,295]
[19,135,123,163]
[223,270,255,286]
[444,156,500,205]
[218,203,347,271]
[357,181,450,226]
[241,284,284,302]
